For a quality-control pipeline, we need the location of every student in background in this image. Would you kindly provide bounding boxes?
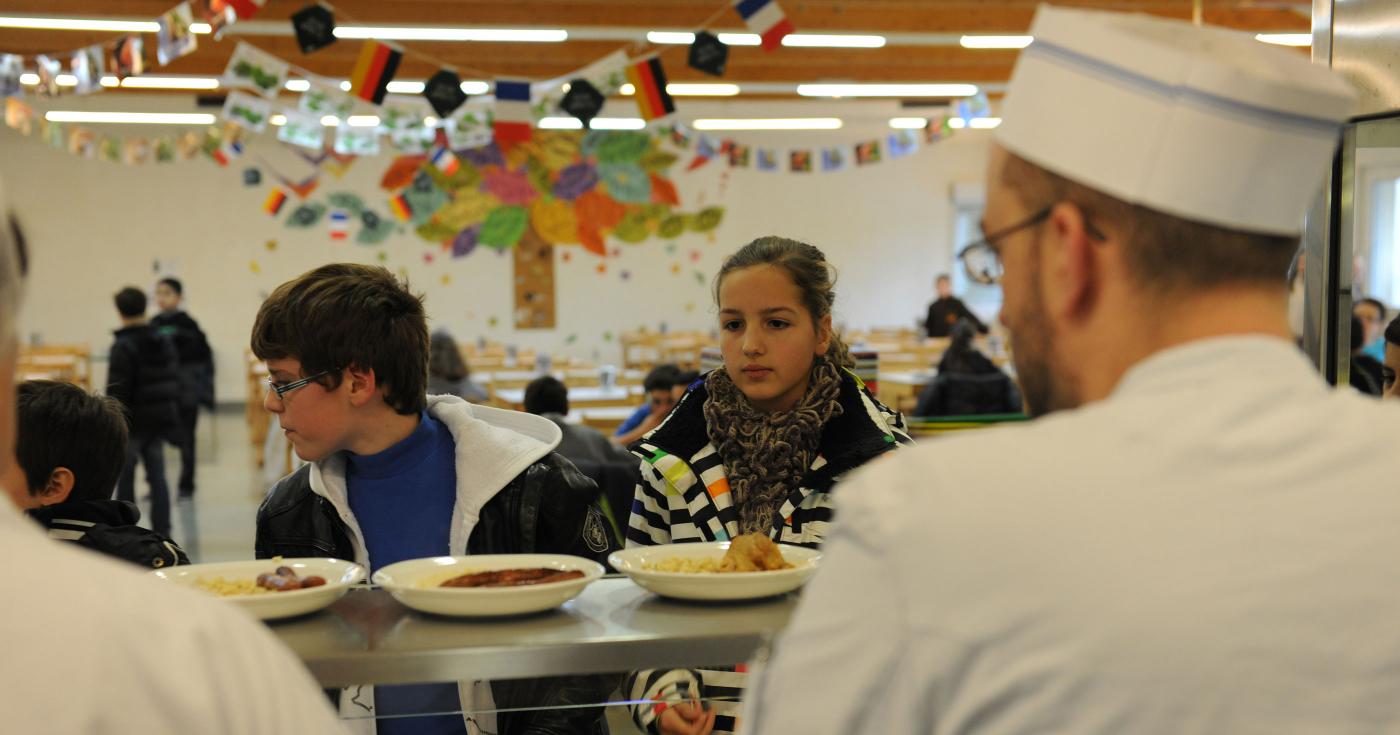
[107,286,180,539]
[151,277,214,499]
[1351,315,1384,395]
[611,363,682,447]
[427,329,488,403]
[524,375,632,466]
[625,236,910,735]
[914,319,1022,416]
[1381,314,1400,399]
[924,273,988,338]
[1354,296,1388,362]
[4,379,186,567]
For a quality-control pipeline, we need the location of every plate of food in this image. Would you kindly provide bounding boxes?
[151,557,366,620]
[608,533,821,601]
[371,554,606,617]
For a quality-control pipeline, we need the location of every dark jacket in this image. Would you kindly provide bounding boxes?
[151,310,215,408]
[916,346,1023,417]
[106,324,180,436]
[28,499,188,568]
[925,296,989,338]
[256,453,618,735]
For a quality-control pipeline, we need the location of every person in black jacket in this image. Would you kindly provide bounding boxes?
[2,380,187,567]
[924,273,989,338]
[151,277,214,498]
[915,319,1024,417]
[251,263,617,735]
[107,286,180,538]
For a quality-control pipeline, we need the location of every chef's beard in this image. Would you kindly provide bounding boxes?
[1008,238,1077,418]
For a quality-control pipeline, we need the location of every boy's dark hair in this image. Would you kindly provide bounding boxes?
[429,329,469,382]
[114,287,147,318]
[1386,314,1400,347]
[251,263,428,415]
[1352,315,1366,352]
[158,277,183,296]
[16,380,129,503]
[643,363,683,393]
[676,369,700,387]
[523,376,569,416]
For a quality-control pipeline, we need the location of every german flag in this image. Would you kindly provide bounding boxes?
[349,40,402,105]
[263,187,288,216]
[626,56,675,121]
[389,193,413,221]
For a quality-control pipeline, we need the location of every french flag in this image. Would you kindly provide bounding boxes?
[493,79,533,153]
[429,144,459,175]
[329,209,350,240]
[733,0,794,52]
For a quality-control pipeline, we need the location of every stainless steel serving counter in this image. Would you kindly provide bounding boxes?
[269,577,799,687]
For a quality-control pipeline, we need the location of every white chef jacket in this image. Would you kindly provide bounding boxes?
[744,336,1400,734]
[0,499,347,734]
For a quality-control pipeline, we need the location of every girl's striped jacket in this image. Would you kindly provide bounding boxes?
[625,369,911,734]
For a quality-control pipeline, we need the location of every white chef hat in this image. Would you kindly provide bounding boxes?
[995,5,1356,235]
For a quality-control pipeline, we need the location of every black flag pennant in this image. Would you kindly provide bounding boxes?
[560,78,605,127]
[423,69,468,117]
[291,4,337,54]
[688,31,728,77]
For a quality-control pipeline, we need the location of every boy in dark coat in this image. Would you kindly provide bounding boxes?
[2,380,187,567]
[151,277,214,498]
[107,286,180,538]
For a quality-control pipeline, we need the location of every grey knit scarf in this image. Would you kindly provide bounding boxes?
[703,358,844,534]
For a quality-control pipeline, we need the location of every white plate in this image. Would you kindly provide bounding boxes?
[151,558,365,621]
[609,542,821,601]
[372,554,605,617]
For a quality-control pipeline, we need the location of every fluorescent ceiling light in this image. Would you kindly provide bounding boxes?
[0,16,157,32]
[717,33,760,46]
[333,26,566,42]
[386,81,425,94]
[969,117,1002,129]
[120,76,221,90]
[270,114,287,126]
[44,111,217,125]
[797,83,978,98]
[539,117,583,130]
[100,76,118,87]
[18,74,37,85]
[540,117,646,130]
[346,115,380,127]
[320,115,341,127]
[339,81,351,91]
[589,117,646,130]
[782,34,885,48]
[620,83,636,95]
[647,31,695,44]
[284,79,311,92]
[424,116,439,126]
[55,74,77,87]
[960,35,1033,49]
[948,117,966,129]
[1256,33,1311,47]
[692,118,842,131]
[667,83,740,96]
[889,117,929,129]
[189,22,211,34]
[461,81,490,94]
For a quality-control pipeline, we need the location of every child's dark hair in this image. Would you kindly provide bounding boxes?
[16,380,129,503]
[251,263,428,415]
[643,363,682,393]
[523,375,569,416]
[114,287,146,318]
[158,277,183,296]
[428,330,470,382]
[1386,314,1400,347]
[713,236,853,369]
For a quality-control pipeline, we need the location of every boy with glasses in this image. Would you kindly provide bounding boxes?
[251,263,616,735]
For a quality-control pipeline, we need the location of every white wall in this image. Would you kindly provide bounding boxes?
[0,96,992,402]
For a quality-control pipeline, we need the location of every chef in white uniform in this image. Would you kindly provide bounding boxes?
[0,186,347,734]
[742,7,1400,735]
